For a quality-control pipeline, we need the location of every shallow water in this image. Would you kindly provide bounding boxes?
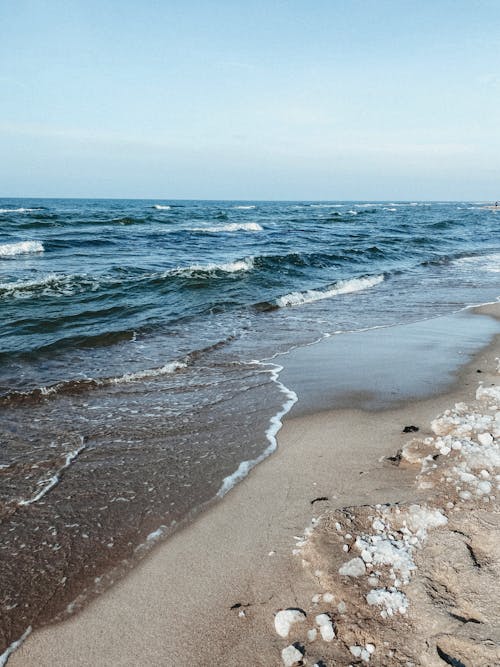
[1,199,499,652]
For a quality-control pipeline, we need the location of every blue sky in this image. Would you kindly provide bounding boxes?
[1,1,499,199]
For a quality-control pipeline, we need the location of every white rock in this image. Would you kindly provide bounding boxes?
[476,480,492,495]
[307,628,317,641]
[339,557,366,577]
[281,644,304,666]
[315,613,335,641]
[361,648,371,662]
[322,592,334,603]
[478,432,493,446]
[350,645,362,658]
[274,609,306,638]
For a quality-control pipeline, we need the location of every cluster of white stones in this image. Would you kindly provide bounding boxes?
[336,504,447,619]
[274,606,336,665]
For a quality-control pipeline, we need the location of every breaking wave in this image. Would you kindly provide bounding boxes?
[0,208,43,214]
[274,274,385,308]
[190,222,263,233]
[0,241,44,257]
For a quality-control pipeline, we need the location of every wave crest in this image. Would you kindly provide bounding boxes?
[0,208,43,214]
[0,241,44,257]
[190,222,263,233]
[275,275,385,308]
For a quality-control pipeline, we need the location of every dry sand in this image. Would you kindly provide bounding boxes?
[9,304,500,666]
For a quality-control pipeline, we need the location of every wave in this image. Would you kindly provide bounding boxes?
[0,257,254,300]
[109,360,187,384]
[189,222,263,233]
[233,205,256,209]
[0,273,98,299]
[274,274,385,308]
[1,359,188,405]
[0,207,43,214]
[152,205,171,210]
[452,252,500,273]
[0,240,44,256]
[309,204,345,208]
[168,258,254,277]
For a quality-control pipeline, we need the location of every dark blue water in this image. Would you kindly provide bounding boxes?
[1,199,499,393]
[1,198,499,653]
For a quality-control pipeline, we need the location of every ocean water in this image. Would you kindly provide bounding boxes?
[1,198,499,651]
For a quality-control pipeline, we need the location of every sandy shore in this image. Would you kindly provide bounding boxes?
[9,304,500,666]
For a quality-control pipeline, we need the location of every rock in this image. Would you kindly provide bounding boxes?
[281,643,304,666]
[339,557,366,577]
[274,609,306,638]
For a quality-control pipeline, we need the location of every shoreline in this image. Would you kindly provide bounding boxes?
[8,303,500,666]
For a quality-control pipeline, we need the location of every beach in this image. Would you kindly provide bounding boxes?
[7,302,500,666]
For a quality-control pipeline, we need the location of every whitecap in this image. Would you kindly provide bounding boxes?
[0,273,99,299]
[0,207,43,214]
[310,204,345,208]
[233,205,256,209]
[452,253,500,273]
[152,204,171,210]
[276,275,385,308]
[168,258,254,277]
[0,240,44,256]
[109,360,187,384]
[190,222,263,232]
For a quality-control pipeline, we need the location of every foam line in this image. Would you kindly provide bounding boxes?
[216,362,298,497]
[18,437,86,507]
[0,626,32,667]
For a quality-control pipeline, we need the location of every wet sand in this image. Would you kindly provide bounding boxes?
[9,303,500,666]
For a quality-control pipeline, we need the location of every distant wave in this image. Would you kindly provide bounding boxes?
[0,240,44,257]
[152,205,171,210]
[190,222,263,233]
[275,274,385,308]
[233,205,256,209]
[0,207,43,214]
[309,204,345,208]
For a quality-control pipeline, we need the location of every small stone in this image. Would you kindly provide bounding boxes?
[274,609,306,638]
[478,432,493,446]
[339,557,366,577]
[281,644,304,666]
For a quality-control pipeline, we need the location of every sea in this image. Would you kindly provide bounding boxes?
[1,198,499,653]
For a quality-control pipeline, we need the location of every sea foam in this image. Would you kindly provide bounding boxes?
[0,240,44,256]
[217,361,298,497]
[276,275,384,308]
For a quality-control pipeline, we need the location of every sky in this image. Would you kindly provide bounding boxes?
[1,0,500,200]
